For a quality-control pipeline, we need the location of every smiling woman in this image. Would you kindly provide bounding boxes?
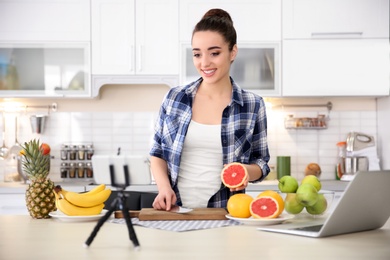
[149,8,270,211]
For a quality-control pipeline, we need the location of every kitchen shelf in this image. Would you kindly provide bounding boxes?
[285,115,328,129]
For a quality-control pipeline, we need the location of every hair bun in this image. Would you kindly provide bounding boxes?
[202,8,233,25]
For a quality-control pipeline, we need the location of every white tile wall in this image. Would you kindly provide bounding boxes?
[0,108,378,183]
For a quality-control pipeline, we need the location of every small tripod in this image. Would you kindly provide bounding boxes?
[84,164,140,249]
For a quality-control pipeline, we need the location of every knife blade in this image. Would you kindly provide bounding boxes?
[169,205,193,213]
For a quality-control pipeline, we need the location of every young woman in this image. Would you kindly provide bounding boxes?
[149,8,270,210]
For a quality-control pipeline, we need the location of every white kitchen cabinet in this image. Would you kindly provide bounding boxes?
[91,0,179,75]
[0,185,86,215]
[0,194,28,215]
[282,39,390,97]
[179,0,281,42]
[283,0,389,39]
[0,43,91,97]
[0,0,90,42]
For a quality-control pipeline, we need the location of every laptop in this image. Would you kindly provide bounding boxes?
[92,155,152,185]
[257,170,390,238]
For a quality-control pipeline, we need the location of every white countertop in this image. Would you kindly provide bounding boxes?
[1,214,389,259]
[0,180,349,194]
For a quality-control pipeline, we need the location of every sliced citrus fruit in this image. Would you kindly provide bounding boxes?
[250,196,282,219]
[250,190,285,218]
[221,163,248,189]
[227,193,253,218]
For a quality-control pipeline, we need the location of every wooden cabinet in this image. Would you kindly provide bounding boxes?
[179,0,281,43]
[0,0,90,42]
[282,39,389,97]
[91,0,179,75]
[283,0,389,39]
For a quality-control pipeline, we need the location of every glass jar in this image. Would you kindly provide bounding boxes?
[77,162,85,178]
[60,144,69,160]
[86,144,94,160]
[69,163,76,178]
[86,162,93,178]
[60,162,69,178]
[78,145,85,160]
[336,141,346,180]
[69,145,77,160]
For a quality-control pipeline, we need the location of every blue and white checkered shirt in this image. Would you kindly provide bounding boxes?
[150,77,270,208]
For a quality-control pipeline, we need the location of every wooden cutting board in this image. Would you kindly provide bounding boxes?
[115,208,228,221]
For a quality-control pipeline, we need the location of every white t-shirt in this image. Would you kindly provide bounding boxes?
[177,120,223,208]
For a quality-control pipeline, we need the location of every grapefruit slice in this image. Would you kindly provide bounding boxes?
[250,195,284,219]
[257,190,284,216]
[221,163,248,189]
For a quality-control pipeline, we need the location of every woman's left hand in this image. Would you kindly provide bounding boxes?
[229,174,249,192]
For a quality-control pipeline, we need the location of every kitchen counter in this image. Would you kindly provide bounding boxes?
[1,214,389,259]
[0,180,350,194]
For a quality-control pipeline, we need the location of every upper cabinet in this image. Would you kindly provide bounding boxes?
[0,0,91,97]
[91,0,179,75]
[0,0,90,42]
[90,0,180,96]
[283,0,389,39]
[179,0,281,43]
[282,0,390,97]
[282,39,389,97]
[179,0,282,96]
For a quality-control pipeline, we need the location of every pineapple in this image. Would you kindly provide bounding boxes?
[21,139,56,219]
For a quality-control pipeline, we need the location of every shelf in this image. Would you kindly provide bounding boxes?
[285,115,328,130]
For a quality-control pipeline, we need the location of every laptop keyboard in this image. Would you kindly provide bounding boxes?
[290,225,323,232]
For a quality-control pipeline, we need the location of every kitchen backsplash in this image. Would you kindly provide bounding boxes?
[0,108,378,182]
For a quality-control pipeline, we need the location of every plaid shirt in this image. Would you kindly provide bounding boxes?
[150,78,270,208]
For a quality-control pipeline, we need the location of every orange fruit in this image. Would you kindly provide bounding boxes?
[40,143,51,155]
[250,190,284,219]
[221,163,248,189]
[227,193,253,218]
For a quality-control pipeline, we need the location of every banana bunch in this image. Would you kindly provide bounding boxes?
[53,184,111,216]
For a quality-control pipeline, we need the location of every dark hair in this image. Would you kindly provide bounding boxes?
[192,9,237,51]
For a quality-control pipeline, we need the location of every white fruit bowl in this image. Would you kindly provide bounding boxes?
[279,190,335,218]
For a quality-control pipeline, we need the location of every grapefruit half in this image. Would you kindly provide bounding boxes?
[250,191,284,219]
[221,163,248,189]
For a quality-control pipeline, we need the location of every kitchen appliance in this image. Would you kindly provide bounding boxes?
[341,132,380,181]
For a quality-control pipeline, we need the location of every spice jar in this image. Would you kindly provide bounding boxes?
[86,162,93,178]
[61,144,69,160]
[69,163,76,178]
[77,162,85,178]
[69,145,77,160]
[78,145,85,160]
[60,162,69,178]
[86,144,94,160]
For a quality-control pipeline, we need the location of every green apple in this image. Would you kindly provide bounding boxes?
[284,193,304,214]
[296,183,319,207]
[278,176,299,193]
[301,175,322,191]
[306,194,327,215]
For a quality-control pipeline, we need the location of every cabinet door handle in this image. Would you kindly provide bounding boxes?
[129,45,134,72]
[138,45,143,72]
[311,32,363,38]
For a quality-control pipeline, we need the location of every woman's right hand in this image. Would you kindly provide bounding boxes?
[152,188,177,211]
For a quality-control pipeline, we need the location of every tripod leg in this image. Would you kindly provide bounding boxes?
[121,199,140,248]
[84,199,117,248]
